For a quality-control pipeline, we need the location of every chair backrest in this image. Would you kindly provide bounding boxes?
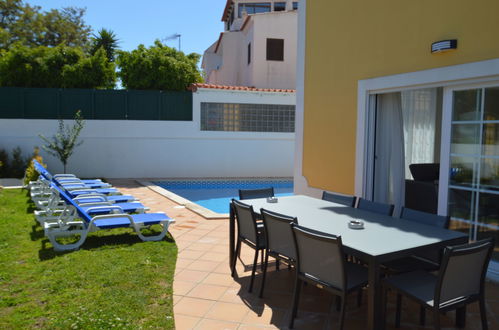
[261,208,297,260]
[436,238,494,306]
[400,207,451,263]
[231,199,259,244]
[322,191,356,207]
[409,163,440,182]
[291,223,346,290]
[238,187,274,200]
[357,198,394,216]
[400,207,449,229]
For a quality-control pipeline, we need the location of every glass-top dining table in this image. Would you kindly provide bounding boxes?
[228,195,468,330]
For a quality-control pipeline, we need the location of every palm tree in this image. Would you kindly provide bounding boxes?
[90,28,119,62]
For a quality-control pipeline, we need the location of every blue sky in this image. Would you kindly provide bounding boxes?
[27,0,228,56]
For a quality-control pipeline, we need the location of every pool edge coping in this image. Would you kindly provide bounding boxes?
[138,180,230,219]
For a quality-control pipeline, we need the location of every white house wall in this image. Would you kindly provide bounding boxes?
[0,89,295,178]
[251,12,297,89]
[203,2,298,89]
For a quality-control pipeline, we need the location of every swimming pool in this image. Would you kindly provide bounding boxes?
[153,179,293,214]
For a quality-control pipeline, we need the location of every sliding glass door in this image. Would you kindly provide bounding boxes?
[444,85,499,262]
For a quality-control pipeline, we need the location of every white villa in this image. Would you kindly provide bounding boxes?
[202,0,299,90]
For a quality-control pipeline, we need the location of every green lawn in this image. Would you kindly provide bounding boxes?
[0,189,177,329]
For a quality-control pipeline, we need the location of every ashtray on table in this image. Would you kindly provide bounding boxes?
[266,197,278,203]
[348,220,365,229]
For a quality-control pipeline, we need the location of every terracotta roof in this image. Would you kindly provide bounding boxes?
[190,83,295,93]
[221,0,233,22]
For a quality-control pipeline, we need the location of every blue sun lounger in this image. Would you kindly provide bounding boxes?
[44,186,174,251]
[32,160,112,189]
[35,184,146,224]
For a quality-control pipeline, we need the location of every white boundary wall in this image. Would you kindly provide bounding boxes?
[0,88,295,178]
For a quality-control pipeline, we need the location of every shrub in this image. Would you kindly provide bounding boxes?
[10,147,28,178]
[24,147,46,185]
[0,149,8,177]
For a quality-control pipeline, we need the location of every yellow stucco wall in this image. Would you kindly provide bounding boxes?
[303,0,499,194]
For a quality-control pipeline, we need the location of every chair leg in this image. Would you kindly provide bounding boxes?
[260,249,264,271]
[336,296,341,311]
[456,306,466,328]
[357,288,363,307]
[276,259,280,271]
[249,248,259,293]
[420,305,426,325]
[289,277,302,328]
[433,308,440,330]
[338,294,347,330]
[381,287,388,330]
[479,296,488,330]
[259,250,269,298]
[395,294,402,328]
[237,239,242,257]
[231,238,241,277]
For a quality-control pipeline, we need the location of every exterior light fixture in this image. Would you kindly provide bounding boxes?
[431,39,457,53]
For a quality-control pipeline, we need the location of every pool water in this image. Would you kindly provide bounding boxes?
[154,179,293,214]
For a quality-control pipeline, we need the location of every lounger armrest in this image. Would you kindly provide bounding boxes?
[73,194,107,203]
[60,182,86,188]
[53,174,77,178]
[76,201,112,207]
[70,189,98,194]
[57,179,84,184]
[85,205,124,214]
[88,213,135,227]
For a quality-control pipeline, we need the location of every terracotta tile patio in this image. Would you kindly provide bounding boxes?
[109,179,499,329]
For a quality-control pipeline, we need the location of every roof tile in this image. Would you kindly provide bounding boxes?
[190,83,295,93]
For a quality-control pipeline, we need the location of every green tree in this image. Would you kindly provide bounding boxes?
[0,0,91,50]
[39,110,85,174]
[91,28,119,62]
[0,44,116,88]
[116,40,203,91]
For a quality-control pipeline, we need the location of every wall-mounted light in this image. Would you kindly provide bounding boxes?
[431,39,457,54]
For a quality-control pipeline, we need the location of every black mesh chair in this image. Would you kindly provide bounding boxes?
[289,224,368,329]
[259,208,297,298]
[357,198,394,216]
[238,187,274,200]
[237,188,273,267]
[383,238,494,330]
[322,191,356,207]
[231,199,267,293]
[383,208,451,274]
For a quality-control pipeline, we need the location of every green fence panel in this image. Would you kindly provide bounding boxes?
[160,91,192,121]
[0,88,24,118]
[60,89,94,119]
[127,90,160,120]
[0,87,193,121]
[24,88,59,119]
[94,90,127,119]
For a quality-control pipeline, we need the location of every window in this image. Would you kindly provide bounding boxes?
[274,2,286,11]
[247,42,251,65]
[293,2,298,10]
[238,2,271,17]
[266,38,284,61]
[201,103,295,132]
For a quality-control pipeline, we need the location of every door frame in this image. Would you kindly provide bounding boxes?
[356,58,499,199]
